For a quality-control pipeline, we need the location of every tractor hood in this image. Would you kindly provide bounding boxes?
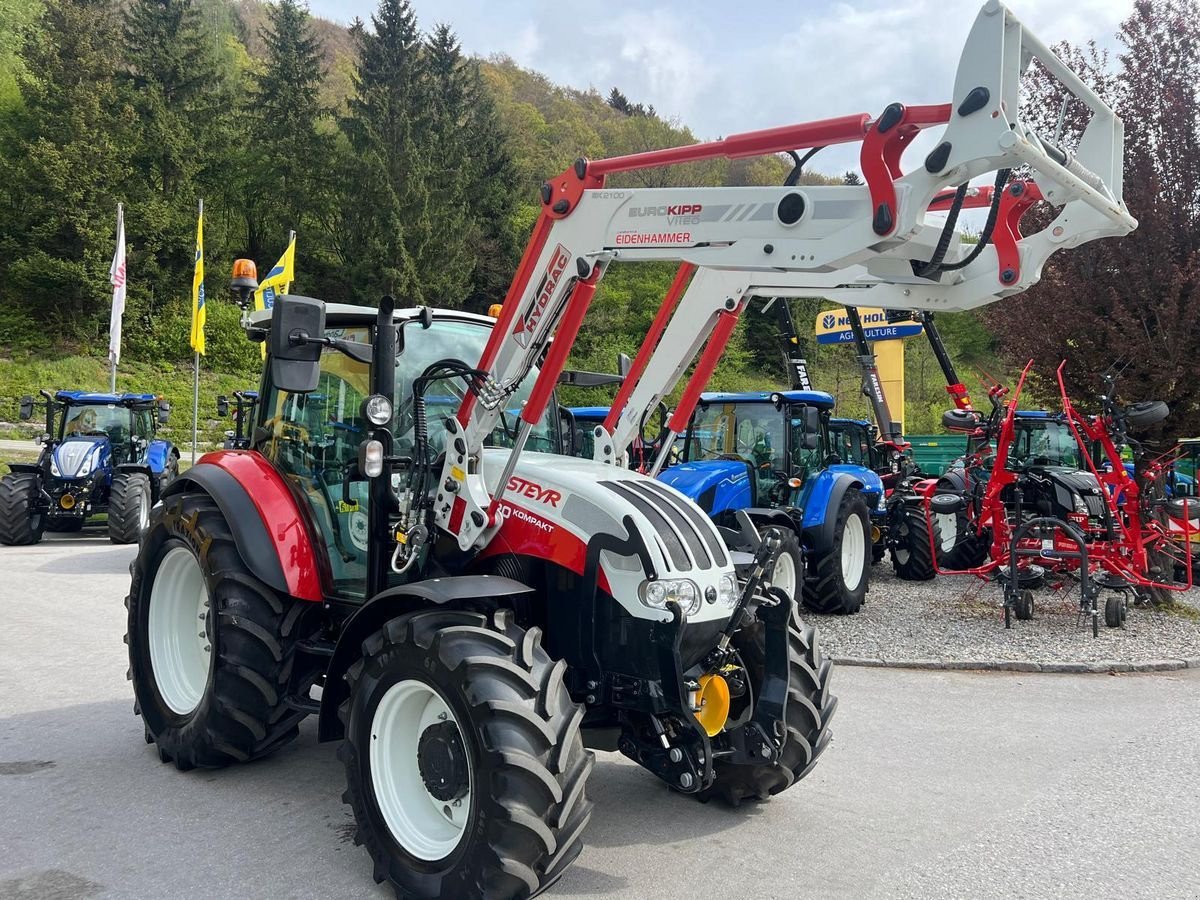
[480,450,737,624]
[51,436,111,480]
[656,459,753,518]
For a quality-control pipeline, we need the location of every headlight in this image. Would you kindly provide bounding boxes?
[1073,493,1088,514]
[876,492,887,511]
[639,578,702,616]
[49,459,60,477]
[717,574,739,608]
[363,394,392,426]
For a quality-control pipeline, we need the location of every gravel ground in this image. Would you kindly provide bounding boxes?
[813,554,1200,667]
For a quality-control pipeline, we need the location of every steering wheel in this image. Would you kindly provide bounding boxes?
[84,430,109,437]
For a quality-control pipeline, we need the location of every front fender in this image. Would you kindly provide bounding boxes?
[317,576,536,742]
[145,440,174,474]
[161,450,323,603]
[800,470,865,554]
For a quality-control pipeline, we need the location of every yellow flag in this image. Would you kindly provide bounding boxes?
[190,203,205,354]
[254,235,295,312]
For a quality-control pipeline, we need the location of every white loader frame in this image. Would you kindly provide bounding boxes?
[434,1,1136,554]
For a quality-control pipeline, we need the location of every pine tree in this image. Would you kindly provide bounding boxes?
[0,0,130,336]
[247,0,333,260]
[338,0,429,301]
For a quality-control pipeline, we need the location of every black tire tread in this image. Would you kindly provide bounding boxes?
[126,490,311,769]
[891,506,938,581]
[340,608,593,900]
[803,488,870,614]
[0,473,44,546]
[696,617,836,806]
[109,471,150,544]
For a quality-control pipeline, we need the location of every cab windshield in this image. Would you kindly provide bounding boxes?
[687,402,785,472]
[60,404,131,441]
[1009,418,1083,468]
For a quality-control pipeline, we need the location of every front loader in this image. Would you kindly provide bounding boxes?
[125,5,1133,897]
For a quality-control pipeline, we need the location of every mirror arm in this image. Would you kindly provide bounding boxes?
[289,330,373,365]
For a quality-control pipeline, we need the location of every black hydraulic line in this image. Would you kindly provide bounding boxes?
[916,183,968,278]
[784,146,826,187]
[845,306,902,445]
[936,167,1012,272]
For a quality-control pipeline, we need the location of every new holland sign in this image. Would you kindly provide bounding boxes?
[814,308,924,345]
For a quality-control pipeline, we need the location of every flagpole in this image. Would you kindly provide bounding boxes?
[109,202,124,393]
[192,198,203,465]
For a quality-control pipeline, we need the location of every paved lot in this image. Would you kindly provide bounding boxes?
[2,533,1200,899]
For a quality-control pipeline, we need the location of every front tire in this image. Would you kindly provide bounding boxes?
[109,471,151,544]
[803,488,870,615]
[697,616,837,805]
[890,505,938,581]
[0,473,45,546]
[340,608,593,899]
[126,490,313,769]
[766,533,804,606]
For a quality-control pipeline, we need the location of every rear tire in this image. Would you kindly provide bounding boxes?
[939,510,990,570]
[109,471,151,544]
[0,473,45,546]
[696,617,837,805]
[126,490,313,769]
[890,505,938,581]
[340,608,593,899]
[803,488,870,615]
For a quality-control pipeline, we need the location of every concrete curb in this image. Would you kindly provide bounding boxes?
[832,655,1200,674]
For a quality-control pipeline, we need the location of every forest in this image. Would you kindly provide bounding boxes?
[0,0,1196,439]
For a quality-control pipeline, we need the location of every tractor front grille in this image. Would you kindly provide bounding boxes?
[600,480,727,572]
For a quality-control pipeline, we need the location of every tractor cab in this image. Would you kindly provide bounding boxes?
[828,418,881,471]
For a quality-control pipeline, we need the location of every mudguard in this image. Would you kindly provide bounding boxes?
[740,506,797,533]
[4,463,42,476]
[160,450,323,602]
[145,440,175,474]
[316,576,537,742]
[657,458,753,517]
[801,470,868,554]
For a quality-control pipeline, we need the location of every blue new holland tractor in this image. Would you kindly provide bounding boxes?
[659,390,884,614]
[0,391,178,544]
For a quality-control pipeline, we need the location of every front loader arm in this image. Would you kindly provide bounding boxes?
[436,0,1134,554]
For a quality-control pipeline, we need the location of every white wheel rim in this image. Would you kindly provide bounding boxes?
[138,491,150,532]
[841,514,866,591]
[148,546,211,715]
[370,679,472,862]
[770,551,798,599]
[936,513,957,553]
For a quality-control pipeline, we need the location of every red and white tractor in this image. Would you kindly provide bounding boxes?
[124,4,1133,896]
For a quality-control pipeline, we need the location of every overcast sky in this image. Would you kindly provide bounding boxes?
[307,0,1133,175]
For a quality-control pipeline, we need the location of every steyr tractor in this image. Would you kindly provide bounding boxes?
[661,390,883,615]
[124,6,1132,896]
[0,390,176,545]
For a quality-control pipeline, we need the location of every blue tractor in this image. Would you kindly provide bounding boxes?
[0,390,178,545]
[659,390,884,615]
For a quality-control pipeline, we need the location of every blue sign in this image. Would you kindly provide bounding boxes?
[814,307,923,344]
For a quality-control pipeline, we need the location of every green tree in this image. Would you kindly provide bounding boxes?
[337,0,428,302]
[0,0,129,341]
[245,0,333,261]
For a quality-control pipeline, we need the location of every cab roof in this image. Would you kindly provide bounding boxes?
[247,301,495,328]
[830,417,872,428]
[699,390,835,410]
[568,407,610,420]
[55,391,158,406]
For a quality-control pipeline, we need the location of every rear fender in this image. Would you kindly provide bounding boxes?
[160,450,323,602]
[317,576,536,742]
[801,471,864,554]
[5,463,42,476]
[740,507,797,534]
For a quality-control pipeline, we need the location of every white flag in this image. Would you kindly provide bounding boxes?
[108,204,126,366]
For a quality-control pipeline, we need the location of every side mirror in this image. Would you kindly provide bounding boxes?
[18,395,33,420]
[930,493,966,515]
[216,395,229,417]
[800,405,821,450]
[559,408,577,456]
[157,400,171,425]
[270,294,325,394]
[35,432,48,446]
[617,352,632,378]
